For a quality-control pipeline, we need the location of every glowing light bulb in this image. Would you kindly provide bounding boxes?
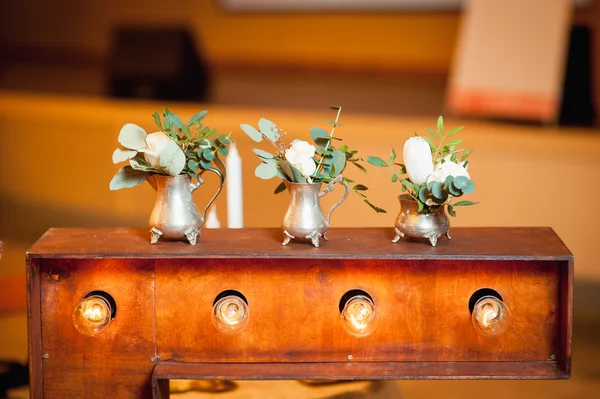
[73,295,112,336]
[212,295,249,335]
[472,295,511,336]
[340,295,378,337]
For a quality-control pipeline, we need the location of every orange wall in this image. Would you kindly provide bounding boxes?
[0,0,460,72]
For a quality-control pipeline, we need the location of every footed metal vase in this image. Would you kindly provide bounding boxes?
[282,175,349,248]
[393,194,450,247]
[148,170,224,245]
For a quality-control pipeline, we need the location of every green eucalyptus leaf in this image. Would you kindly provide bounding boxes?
[431,181,444,199]
[118,123,147,150]
[218,146,229,156]
[339,145,348,153]
[171,113,184,129]
[329,105,341,111]
[181,124,191,139]
[159,141,186,176]
[315,146,333,155]
[240,124,263,142]
[187,159,199,171]
[187,170,198,179]
[252,148,274,159]
[366,156,388,167]
[419,186,430,204]
[129,158,158,172]
[461,180,475,194]
[445,139,463,147]
[255,162,278,179]
[289,165,307,183]
[448,180,462,196]
[453,200,478,207]
[112,147,138,164]
[197,139,211,148]
[200,158,212,169]
[202,148,215,161]
[276,158,293,181]
[310,127,330,143]
[352,161,367,173]
[326,119,343,127]
[218,134,231,145]
[447,205,456,217]
[364,199,387,214]
[163,115,173,130]
[353,184,368,191]
[274,181,287,194]
[187,110,208,126]
[453,175,471,191]
[447,126,464,137]
[109,165,148,190]
[153,111,162,130]
[461,149,472,162]
[258,118,280,141]
[400,179,415,192]
[331,150,346,177]
[391,174,398,183]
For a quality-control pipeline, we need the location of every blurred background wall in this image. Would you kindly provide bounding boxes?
[1,0,600,397]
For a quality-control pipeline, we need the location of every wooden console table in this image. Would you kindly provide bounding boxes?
[26,227,573,398]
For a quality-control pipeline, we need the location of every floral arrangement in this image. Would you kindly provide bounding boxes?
[367,116,477,216]
[110,108,231,190]
[240,106,384,213]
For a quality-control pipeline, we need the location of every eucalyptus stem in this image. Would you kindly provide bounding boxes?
[314,106,342,176]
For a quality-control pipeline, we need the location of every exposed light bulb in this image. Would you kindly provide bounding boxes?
[340,295,378,337]
[472,295,511,336]
[73,295,112,336]
[212,295,249,335]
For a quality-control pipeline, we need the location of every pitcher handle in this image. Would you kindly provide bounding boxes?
[191,167,225,223]
[318,175,350,226]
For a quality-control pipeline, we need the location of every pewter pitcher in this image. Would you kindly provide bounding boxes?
[392,194,450,247]
[282,175,349,247]
[148,169,224,245]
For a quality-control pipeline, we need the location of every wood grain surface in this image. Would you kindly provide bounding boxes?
[26,227,573,260]
[156,259,561,363]
[38,259,157,399]
[26,227,573,398]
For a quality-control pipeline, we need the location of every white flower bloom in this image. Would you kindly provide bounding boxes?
[140,132,173,168]
[427,159,470,184]
[403,136,434,186]
[285,139,317,178]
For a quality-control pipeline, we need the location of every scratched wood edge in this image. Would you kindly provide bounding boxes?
[150,361,568,381]
[26,257,43,399]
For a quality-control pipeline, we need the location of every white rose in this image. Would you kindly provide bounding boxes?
[285,139,317,178]
[140,132,172,168]
[427,160,470,184]
[403,136,434,186]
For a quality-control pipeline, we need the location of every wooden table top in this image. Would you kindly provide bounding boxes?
[27,227,572,261]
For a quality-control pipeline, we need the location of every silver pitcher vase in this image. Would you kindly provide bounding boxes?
[392,194,451,247]
[282,175,350,248]
[148,169,224,245]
